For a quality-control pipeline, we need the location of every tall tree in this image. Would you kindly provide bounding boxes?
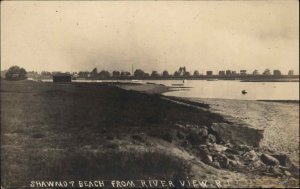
[151,71,159,77]
[112,71,120,77]
[193,70,200,77]
[134,69,145,77]
[121,71,131,77]
[5,66,27,80]
[98,70,110,78]
[262,69,271,75]
[90,68,98,77]
[173,71,179,77]
[162,70,169,77]
[184,72,190,77]
[253,69,259,75]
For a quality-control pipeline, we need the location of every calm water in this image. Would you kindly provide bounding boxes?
[143,80,299,100]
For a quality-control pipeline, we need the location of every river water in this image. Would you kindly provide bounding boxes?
[143,80,299,101]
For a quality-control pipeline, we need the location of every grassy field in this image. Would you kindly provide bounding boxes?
[1,80,226,187]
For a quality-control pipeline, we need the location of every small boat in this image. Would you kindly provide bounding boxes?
[241,90,248,94]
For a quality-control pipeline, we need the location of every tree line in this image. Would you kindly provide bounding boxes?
[2,65,295,80]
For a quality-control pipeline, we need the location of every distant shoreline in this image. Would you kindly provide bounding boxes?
[257,100,299,103]
[240,79,299,82]
[72,76,299,82]
[15,73,297,82]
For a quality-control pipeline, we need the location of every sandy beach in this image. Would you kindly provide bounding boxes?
[189,98,299,167]
[1,80,299,188]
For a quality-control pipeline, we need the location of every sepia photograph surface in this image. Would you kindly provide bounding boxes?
[1,1,299,188]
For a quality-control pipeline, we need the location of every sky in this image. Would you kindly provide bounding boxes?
[1,1,299,74]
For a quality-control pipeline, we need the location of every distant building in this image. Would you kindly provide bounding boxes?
[288,70,294,76]
[72,72,79,77]
[273,70,281,76]
[231,71,237,75]
[206,71,213,76]
[240,70,247,75]
[53,73,72,82]
[219,71,225,76]
[78,71,90,77]
[225,70,232,76]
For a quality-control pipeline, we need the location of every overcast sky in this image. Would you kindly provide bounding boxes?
[1,1,299,74]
